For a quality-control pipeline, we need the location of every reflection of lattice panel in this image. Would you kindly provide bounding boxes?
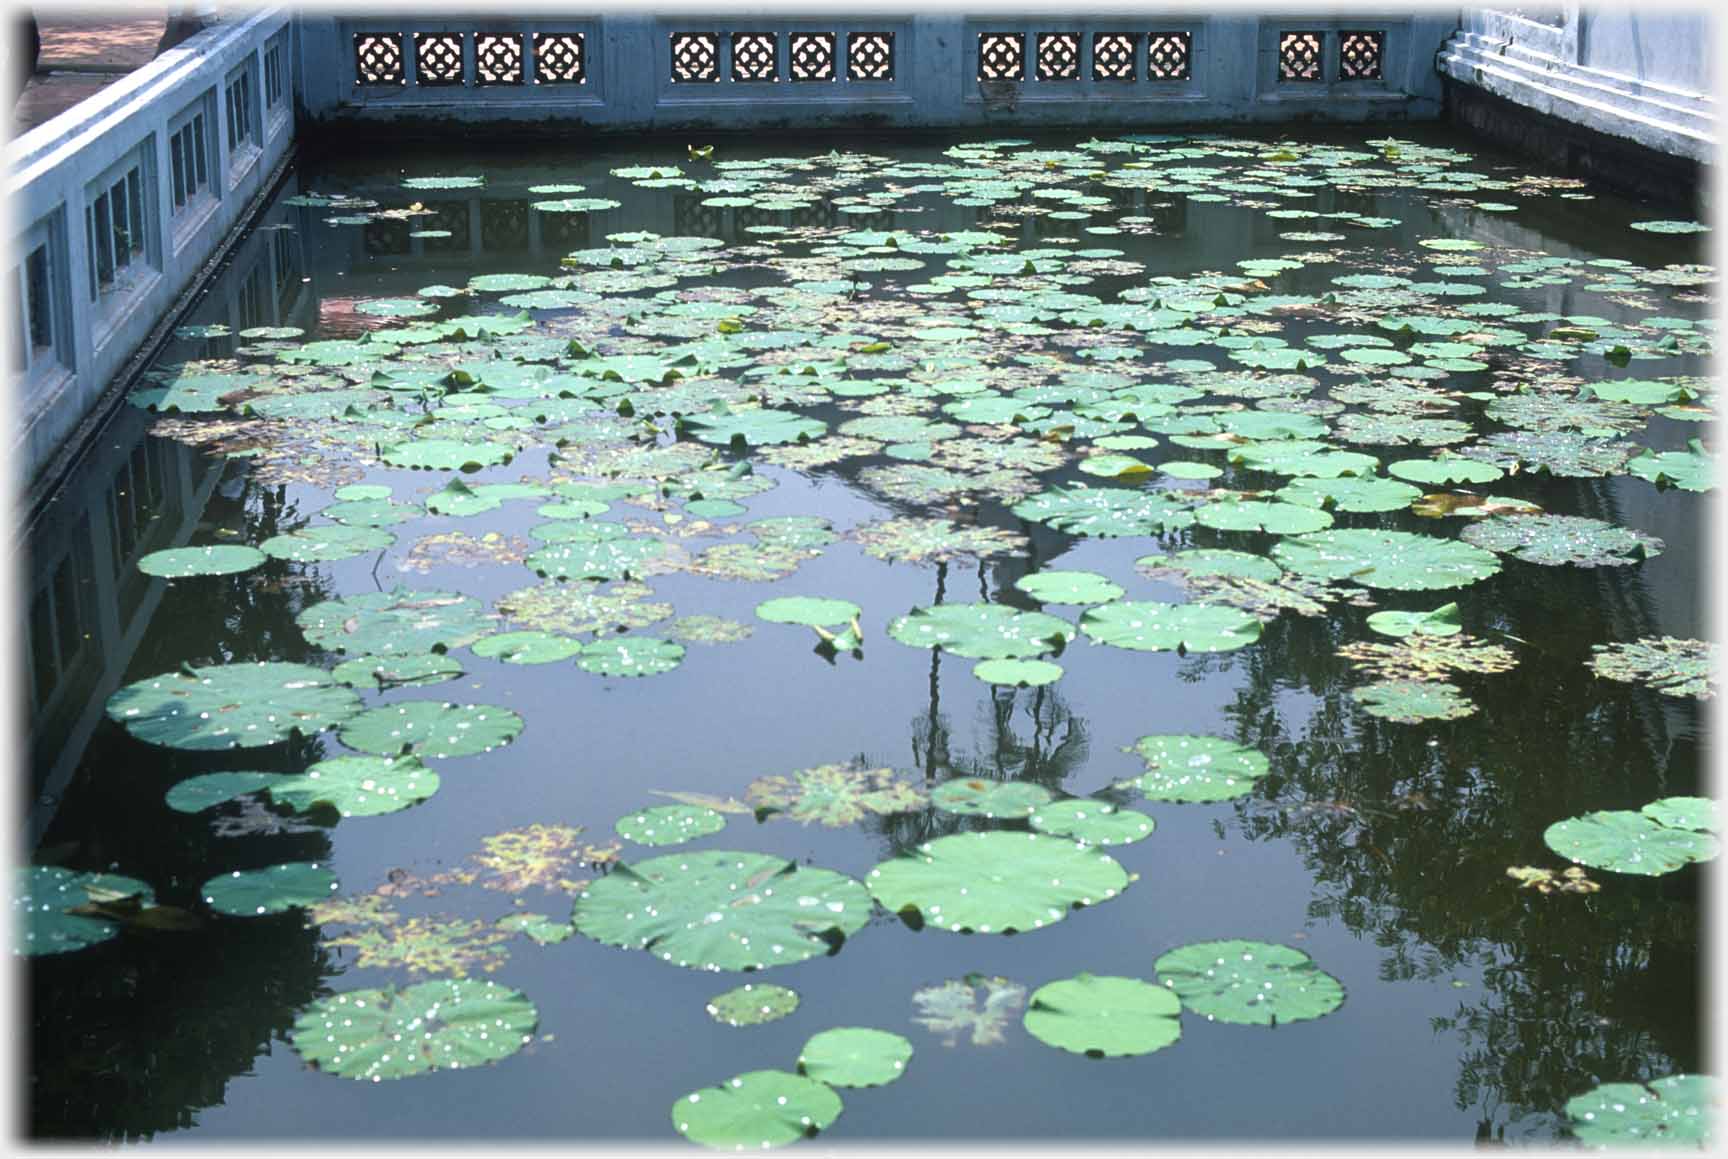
[538,207,590,250]
[731,32,777,82]
[978,33,1024,81]
[482,200,529,251]
[671,32,720,82]
[364,217,410,256]
[476,33,523,85]
[790,32,835,81]
[1147,32,1191,80]
[533,33,586,83]
[1340,31,1384,80]
[1091,33,1136,81]
[675,195,725,238]
[414,32,464,85]
[1035,33,1080,80]
[1279,31,1324,81]
[847,32,893,80]
[420,201,468,251]
[790,201,837,229]
[354,34,405,85]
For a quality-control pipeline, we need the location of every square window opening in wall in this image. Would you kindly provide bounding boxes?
[1147,32,1192,81]
[790,32,835,82]
[83,146,156,312]
[12,216,71,380]
[354,32,405,85]
[1279,31,1325,82]
[978,33,1024,81]
[414,32,465,85]
[1340,30,1384,80]
[847,32,893,81]
[1035,33,1080,80]
[476,33,524,85]
[1092,33,1136,81]
[731,32,777,82]
[168,95,214,220]
[533,33,586,83]
[263,30,288,112]
[224,63,259,177]
[670,32,720,83]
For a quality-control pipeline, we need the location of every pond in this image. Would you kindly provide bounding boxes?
[23,124,1714,1146]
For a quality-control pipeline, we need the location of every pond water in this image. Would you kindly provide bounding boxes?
[24,125,1714,1146]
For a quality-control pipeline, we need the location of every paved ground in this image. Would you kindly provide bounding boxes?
[13,10,169,137]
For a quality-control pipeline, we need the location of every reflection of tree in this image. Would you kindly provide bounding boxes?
[1215,509,1703,1142]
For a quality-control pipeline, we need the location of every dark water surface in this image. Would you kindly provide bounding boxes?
[25,124,1711,1145]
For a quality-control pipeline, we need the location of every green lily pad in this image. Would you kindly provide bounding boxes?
[495,913,575,945]
[930,778,1054,818]
[1366,604,1462,637]
[1626,440,1714,492]
[1194,498,1334,535]
[1459,514,1662,567]
[105,662,362,750]
[201,863,339,916]
[1276,475,1422,513]
[1080,601,1262,653]
[138,545,267,578]
[576,637,685,677]
[866,831,1129,934]
[1154,939,1345,1026]
[331,653,465,689]
[1027,799,1156,846]
[526,537,676,581]
[288,979,537,1081]
[297,589,494,656]
[887,603,1075,660]
[382,438,515,471]
[1629,219,1709,233]
[259,524,395,563]
[1565,1074,1713,1147]
[755,597,861,628]
[268,754,441,818]
[972,658,1065,686]
[15,867,154,956]
[744,764,927,827]
[1387,458,1504,486]
[1352,680,1477,723]
[470,631,585,665]
[1588,637,1717,699]
[1012,485,1197,537]
[1272,529,1500,591]
[672,1069,842,1150]
[1642,797,1718,834]
[1023,974,1183,1057]
[340,701,522,759]
[685,408,826,448]
[707,983,800,1027]
[1543,809,1719,876]
[1013,570,1124,605]
[614,804,727,847]
[1120,735,1270,803]
[798,1027,913,1087]
[572,849,871,971]
[164,770,285,812]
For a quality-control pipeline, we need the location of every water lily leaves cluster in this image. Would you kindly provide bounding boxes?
[1119,735,1270,803]
[1459,514,1663,567]
[744,763,927,826]
[1587,636,1716,699]
[105,662,362,750]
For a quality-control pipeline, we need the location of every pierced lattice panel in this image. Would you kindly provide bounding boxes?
[476,33,522,85]
[482,200,529,252]
[1035,33,1080,80]
[532,33,586,84]
[675,195,725,237]
[1340,30,1384,80]
[731,32,777,82]
[847,32,893,81]
[790,32,835,82]
[1279,31,1324,82]
[414,32,464,86]
[1147,32,1192,81]
[978,33,1024,81]
[1091,33,1136,82]
[354,33,405,85]
[671,32,720,83]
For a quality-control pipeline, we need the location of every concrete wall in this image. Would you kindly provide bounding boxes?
[8,8,295,493]
[296,13,1457,134]
[1436,8,1716,164]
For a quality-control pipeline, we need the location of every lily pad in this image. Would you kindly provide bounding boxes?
[1459,514,1662,567]
[972,658,1065,686]
[1120,735,1270,803]
[137,545,267,578]
[14,867,154,956]
[1565,1074,1713,1147]
[755,597,861,628]
[297,589,494,657]
[268,754,440,818]
[288,979,538,1081]
[930,778,1053,818]
[339,701,523,759]
[866,831,1129,934]
[1543,809,1718,876]
[1365,604,1462,638]
[1027,799,1155,846]
[164,770,285,812]
[1013,570,1124,605]
[1154,939,1345,1026]
[576,637,685,677]
[887,603,1075,660]
[745,764,927,826]
[201,863,339,916]
[105,662,362,750]
[1626,440,1714,492]
[797,1027,913,1087]
[671,1069,842,1150]
[707,983,800,1028]
[331,653,465,689]
[572,850,871,971]
[470,631,585,665]
[1272,529,1500,591]
[614,804,727,847]
[1079,601,1262,653]
[1023,974,1183,1058]
[1588,637,1717,699]
[1352,680,1477,723]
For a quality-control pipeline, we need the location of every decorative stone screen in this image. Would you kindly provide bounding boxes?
[1092,33,1136,81]
[413,32,464,85]
[790,33,836,81]
[670,32,720,83]
[532,33,586,84]
[1278,31,1324,81]
[1340,30,1384,80]
[1146,32,1191,80]
[847,32,894,80]
[731,33,778,82]
[354,33,405,85]
[978,33,1024,81]
[1035,33,1080,80]
[475,33,523,85]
